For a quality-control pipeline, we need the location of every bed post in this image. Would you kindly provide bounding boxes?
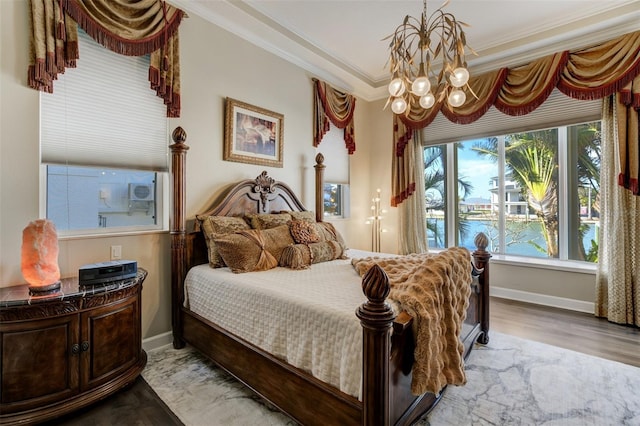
[356,264,395,426]
[169,126,189,349]
[314,153,325,222]
[472,232,491,344]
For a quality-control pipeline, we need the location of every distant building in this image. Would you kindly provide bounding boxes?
[459,197,492,213]
[489,175,530,216]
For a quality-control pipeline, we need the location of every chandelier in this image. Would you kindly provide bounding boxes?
[384,0,476,115]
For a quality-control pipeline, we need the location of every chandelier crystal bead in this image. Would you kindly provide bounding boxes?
[384,0,476,114]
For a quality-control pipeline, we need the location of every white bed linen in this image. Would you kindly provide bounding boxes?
[184,249,395,400]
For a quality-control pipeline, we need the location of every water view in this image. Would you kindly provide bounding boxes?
[427,218,598,259]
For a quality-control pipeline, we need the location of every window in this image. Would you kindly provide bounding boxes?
[428,121,601,263]
[323,183,350,218]
[40,30,168,236]
[424,145,448,249]
[46,166,160,231]
[316,125,350,219]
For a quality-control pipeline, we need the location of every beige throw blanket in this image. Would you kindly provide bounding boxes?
[352,248,472,395]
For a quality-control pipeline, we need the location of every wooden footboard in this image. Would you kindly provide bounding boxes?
[169,127,491,426]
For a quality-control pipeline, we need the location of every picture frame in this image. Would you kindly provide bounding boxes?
[224,97,284,168]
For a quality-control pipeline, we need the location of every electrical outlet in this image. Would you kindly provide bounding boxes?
[111,245,122,260]
[100,189,109,200]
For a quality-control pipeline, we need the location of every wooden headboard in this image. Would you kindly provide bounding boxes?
[169,127,327,340]
[184,169,317,272]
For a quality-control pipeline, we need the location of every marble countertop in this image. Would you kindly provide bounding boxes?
[0,268,147,308]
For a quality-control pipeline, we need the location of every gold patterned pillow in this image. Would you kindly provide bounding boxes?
[279,241,346,270]
[197,215,251,268]
[213,225,294,273]
[246,213,292,230]
[289,219,320,244]
[282,210,316,223]
[313,222,347,248]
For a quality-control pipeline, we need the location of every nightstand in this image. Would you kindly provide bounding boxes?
[0,269,147,425]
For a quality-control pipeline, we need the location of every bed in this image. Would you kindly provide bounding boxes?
[168,126,491,426]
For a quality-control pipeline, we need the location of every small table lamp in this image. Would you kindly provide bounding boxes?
[21,219,61,293]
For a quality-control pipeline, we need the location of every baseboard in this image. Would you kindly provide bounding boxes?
[491,286,595,314]
[142,331,173,352]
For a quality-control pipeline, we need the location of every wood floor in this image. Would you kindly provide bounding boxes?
[44,297,639,425]
[490,297,640,368]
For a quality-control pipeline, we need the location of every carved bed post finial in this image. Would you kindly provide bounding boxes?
[472,232,491,344]
[170,126,189,349]
[356,264,394,426]
[314,153,326,222]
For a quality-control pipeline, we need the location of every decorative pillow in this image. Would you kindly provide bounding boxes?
[279,241,346,270]
[197,215,251,268]
[313,222,347,248]
[246,213,292,230]
[289,219,320,244]
[214,225,294,273]
[282,210,316,223]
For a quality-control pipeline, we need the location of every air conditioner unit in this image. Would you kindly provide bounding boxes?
[129,183,154,201]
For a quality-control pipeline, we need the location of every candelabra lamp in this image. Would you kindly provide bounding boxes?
[366,188,386,252]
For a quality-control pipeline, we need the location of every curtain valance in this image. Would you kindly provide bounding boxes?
[398,31,640,130]
[313,78,356,154]
[28,0,185,117]
[392,31,640,206]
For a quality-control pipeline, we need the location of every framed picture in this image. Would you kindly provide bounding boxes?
[224,98,284,168]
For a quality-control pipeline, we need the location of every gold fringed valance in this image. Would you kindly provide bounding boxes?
[28,0,185,117]
[313,78,356,154]
[397,31,640,129]
[392,30,640,205]
[494,52,568,116]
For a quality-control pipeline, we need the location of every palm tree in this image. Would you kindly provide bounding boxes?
[423,146,473,246]
[573,122,601,261]
[473,132,560,257]
[508,136,559,257]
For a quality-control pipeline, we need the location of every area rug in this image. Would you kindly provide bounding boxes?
[142,332,640,425]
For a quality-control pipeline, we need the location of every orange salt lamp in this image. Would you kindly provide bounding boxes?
[21,219,61,293]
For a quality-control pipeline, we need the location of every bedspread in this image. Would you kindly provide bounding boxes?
[184,249,394,400]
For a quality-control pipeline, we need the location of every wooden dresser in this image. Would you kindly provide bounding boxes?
[0,269,147,425]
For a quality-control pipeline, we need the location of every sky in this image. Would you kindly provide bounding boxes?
[456,140,497,200]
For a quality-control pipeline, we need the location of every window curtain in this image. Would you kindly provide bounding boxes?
[596,94,639,327]
[28,0,184,117]
[396,126,429,254]
[617,77,640,195]
[313,78,356,154]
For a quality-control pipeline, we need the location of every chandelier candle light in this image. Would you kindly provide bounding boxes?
[384,0,476,114]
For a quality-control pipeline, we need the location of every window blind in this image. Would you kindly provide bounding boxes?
[423,89,601,145]
[316,125,350,184]
[41,30,168,171]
